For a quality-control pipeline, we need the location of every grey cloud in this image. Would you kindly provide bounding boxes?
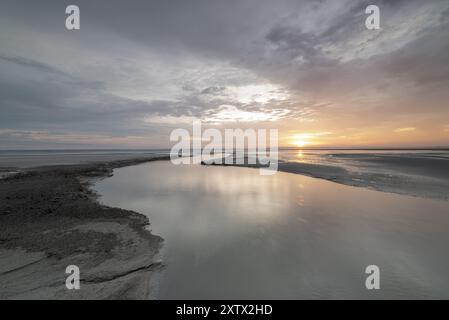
[265,26,325,64]
[0,54,179,135]
[1,0,449,147]
[239,0,449,115]
[0,54,62,74]
[200,86,227,95]
[378,24,449,86]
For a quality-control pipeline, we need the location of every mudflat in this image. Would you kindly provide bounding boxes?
[0,156,168,300]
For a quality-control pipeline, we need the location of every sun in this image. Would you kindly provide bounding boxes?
[293,139,308,148]
[291,134,311,147]
[289,132,328,148]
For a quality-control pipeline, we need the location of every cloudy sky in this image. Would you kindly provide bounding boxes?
[1,0,449,149]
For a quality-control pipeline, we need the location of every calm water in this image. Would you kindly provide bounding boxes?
[0,149,169,168]
[94,160,449,299]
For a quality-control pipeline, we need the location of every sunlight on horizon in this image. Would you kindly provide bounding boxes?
[289,132,331,148]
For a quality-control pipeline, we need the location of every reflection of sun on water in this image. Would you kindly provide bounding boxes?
[295,150,308,163]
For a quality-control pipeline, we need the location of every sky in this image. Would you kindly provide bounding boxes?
[0,0,449,149]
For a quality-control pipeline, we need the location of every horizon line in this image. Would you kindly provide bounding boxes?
[1,146,449,152]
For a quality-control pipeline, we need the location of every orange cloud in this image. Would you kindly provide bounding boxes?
[394,127,416,133]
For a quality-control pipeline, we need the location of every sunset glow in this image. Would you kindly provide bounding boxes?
[0,1,448,150]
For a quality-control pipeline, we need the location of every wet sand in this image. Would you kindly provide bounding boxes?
[204,152,449,200]
[0,156,168,299]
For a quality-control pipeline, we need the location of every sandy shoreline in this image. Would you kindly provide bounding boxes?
[0,155,169,300]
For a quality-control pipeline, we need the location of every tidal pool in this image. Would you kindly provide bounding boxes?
[93,160,449,299]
